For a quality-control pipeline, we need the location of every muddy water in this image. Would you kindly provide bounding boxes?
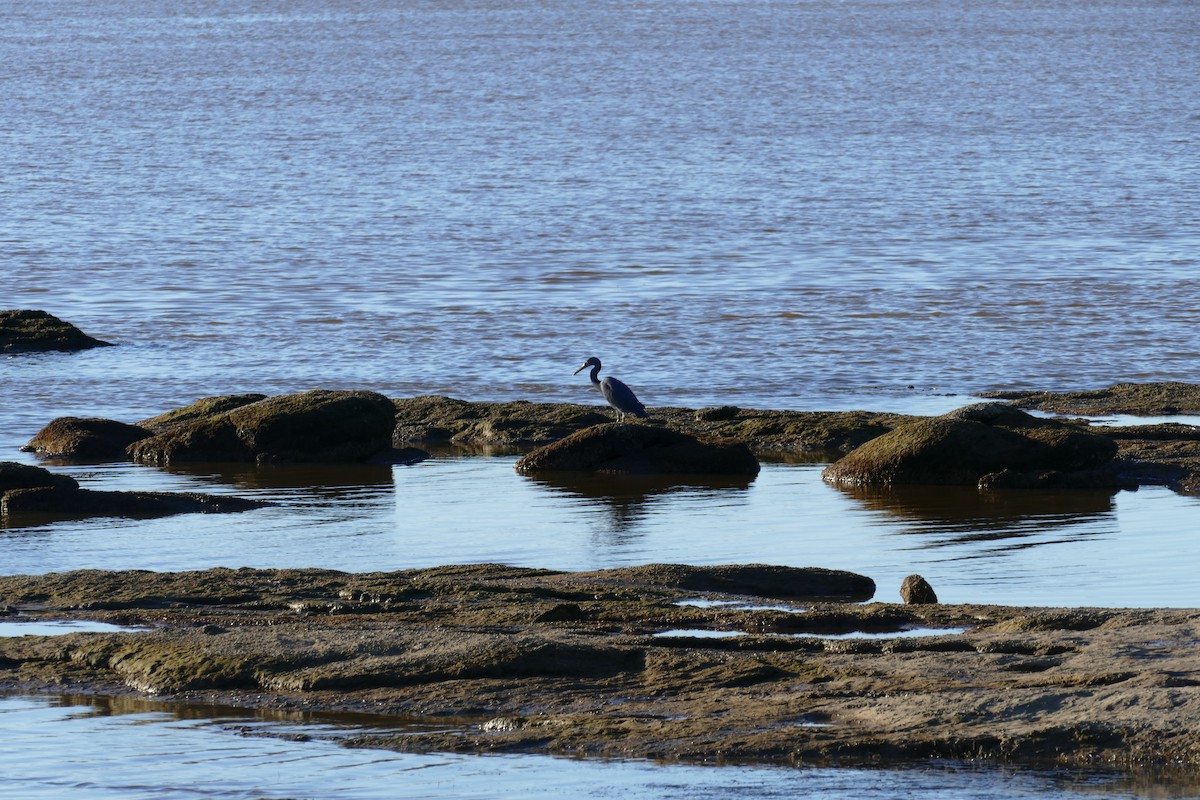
[0,694,1175,800]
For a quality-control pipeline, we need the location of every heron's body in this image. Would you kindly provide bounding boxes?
[575,357,648,421]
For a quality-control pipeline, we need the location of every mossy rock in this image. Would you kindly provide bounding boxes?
[22,417,153,461]
[514,423,760,476]
[822,403,1117,487]
[138,394,269,433]
[0,309,111,353]
[1,485,266,519]
[129,390,396,465]
[982,382,1200,416]
[0,461,79,493]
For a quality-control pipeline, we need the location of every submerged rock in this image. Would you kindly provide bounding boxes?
[1,486,266,519]
[514,423,760,477]
[822,403,1117,488]
[22,417,153,461]
[129,390,397,465]
[0,309,112,354]
[0,461,264,520]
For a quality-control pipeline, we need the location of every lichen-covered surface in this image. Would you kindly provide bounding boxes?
[1,565,1196,776]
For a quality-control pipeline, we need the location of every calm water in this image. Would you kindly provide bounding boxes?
[0,694,1182,800]
[2,0,1198,794]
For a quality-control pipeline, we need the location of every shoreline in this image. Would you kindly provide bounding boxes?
[2,564,1197,778]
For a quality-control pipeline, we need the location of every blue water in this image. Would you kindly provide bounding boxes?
[2,0,1198,795]
[0,695,1177,800]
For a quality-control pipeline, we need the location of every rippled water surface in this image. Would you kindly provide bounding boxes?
[2,0,1198,795]
[3,0,1198,415]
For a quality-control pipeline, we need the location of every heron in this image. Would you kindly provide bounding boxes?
[574,356,648,421]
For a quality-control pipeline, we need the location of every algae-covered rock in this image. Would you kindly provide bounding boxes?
[0,461,79,493]
[822,403,1117,488]
[392,396,610,447]
[0,309,112,353]
[579,563,875,602]
[1,485,267,519]
[392,396,912,454]
[514,423,760,477]
[129,390,396,465]
[982,382,1200,416]
[138,394,269,433]
[22,417,153,461]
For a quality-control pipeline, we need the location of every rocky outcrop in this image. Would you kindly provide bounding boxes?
[0,309,112,353]
[577,563,875,602]
[394,395,913,454]
[0,462,264,520]
[982,382,1200,416]
[822,403,1118,488]
[22,417,153,461]
[514,423,760,476]
[128,390,397,465]
[0,565,1196,776]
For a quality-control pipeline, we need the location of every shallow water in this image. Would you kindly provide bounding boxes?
[2,0,1197,794]
[2,455,1197,607]
[3,0,1198,416]
[0,694,1183,800]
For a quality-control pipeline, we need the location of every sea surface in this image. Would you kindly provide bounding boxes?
[1,0,1198,796]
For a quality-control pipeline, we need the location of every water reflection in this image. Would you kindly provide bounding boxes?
[522,471,755,534]
[834,483,1117,549]
[0,693,1181,800]
[161,461,398,495]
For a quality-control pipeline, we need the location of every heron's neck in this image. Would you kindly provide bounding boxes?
[589,364,602,386]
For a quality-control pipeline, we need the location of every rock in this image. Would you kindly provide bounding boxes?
[138,394,269,433]
[21,417,153,461]
[0,461,79,493]
[0,309,112,354]
[514,423,760,477]
[393,395,913,454]
[1,485,266,519]
[128,390,397,465]
[981,382,1200,416]
[822,404,1117,487]
[900,575,938,605]
[580,563,876,602]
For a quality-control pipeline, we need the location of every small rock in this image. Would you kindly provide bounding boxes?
[900,574,938,605]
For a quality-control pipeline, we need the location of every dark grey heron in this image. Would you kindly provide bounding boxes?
[574,356,648,421]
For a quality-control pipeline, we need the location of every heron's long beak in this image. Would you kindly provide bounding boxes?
[573,363,587,375]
